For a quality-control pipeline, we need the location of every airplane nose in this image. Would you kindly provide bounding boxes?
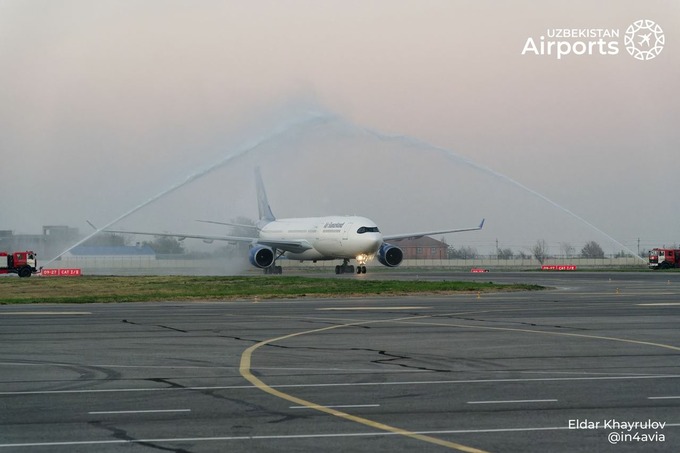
[367,234,382,253]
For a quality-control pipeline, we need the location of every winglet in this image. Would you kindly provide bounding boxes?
[479,218,485,229]
[255,167,276,223]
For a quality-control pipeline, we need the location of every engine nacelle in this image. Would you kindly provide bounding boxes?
[377,242,403,267]
[249,245,275,269]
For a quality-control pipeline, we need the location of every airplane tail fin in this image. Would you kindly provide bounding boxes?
[255,167,276,223]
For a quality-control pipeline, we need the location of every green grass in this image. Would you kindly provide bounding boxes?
[0,276,543,304]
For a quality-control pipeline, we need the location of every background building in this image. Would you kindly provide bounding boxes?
[388,237,448,260]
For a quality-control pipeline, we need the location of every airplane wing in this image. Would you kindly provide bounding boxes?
[101,229,314,253]
[382,219,485,241]
[102,229,257,244]
[195,219,260,231]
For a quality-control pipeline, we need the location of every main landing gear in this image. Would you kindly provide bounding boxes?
[263,265,282,274]
[335,259,367,274]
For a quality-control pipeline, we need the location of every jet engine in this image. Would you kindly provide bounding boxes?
[377,243,403,267]
[249,245,275,269]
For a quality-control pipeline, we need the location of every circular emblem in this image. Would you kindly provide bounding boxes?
[624,19,664,60]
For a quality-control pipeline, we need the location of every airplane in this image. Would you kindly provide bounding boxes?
[639,33,651,47]
[104,168,484,274]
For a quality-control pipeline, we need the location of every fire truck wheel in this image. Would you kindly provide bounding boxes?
[18,266,32,278]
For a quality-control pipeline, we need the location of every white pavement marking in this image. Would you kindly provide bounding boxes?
[637,303,680,306]
[317,307,430,310]
[3,373,679,396]
[467,399,557,405]
[0,363,422,373]
[289,404,380,409]
[0,312,91,315]
[648,395,680,400]
[88,409,191,415]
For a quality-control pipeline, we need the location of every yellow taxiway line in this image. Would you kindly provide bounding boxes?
[239,319,489,453]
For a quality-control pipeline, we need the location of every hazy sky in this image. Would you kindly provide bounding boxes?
[1,1,678,256]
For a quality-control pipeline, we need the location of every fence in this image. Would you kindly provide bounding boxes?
[45,254,647,275]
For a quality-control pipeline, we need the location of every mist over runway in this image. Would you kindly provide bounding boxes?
[1,272,679,452]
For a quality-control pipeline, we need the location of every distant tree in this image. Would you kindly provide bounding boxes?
[560,242,575,258]
[143,236,185,254]
[83,233,128,247]
[614,250,633,258]
[462,246,478,259]
[228,216,258,237]
[531,240,549,264]
[226,217,257,254]
[517,251,531,260]
[580,241,605,259]
[448,246,478,259]
[498,248,514,260]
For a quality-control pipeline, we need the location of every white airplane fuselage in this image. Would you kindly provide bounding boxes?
[259,216,382,261]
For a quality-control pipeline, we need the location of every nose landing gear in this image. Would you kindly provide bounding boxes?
[334,257,368,274]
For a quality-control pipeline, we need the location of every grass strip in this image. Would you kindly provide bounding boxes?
[0,276,543,304]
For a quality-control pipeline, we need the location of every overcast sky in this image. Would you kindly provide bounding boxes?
[1,1,678,256]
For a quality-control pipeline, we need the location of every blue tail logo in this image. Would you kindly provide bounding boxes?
[255,167,276,223]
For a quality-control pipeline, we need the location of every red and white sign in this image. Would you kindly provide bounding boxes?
[40,268,82,277]
[541,265,577,271]
[470,268,489,273]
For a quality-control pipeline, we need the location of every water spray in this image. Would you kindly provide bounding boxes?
[338,119,644,262]
[44,110,333,267]
[45,106,643,267]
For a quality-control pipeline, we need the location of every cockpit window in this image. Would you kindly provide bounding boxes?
[357,226,380,234]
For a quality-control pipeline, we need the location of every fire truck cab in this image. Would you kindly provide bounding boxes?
[648,248,680,269]
[0,251,38,277]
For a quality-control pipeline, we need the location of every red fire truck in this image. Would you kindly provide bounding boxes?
[648,248,680,269]
[0,251,38,277]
